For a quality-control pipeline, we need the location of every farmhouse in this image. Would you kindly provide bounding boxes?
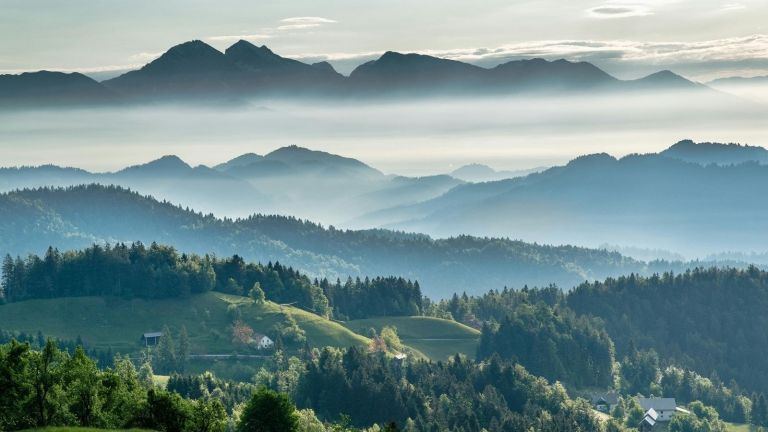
[637,397,690,422]
[638,408,658,432]
[253,334,274,350]
[141,331,163,346]
[591,390,619,413]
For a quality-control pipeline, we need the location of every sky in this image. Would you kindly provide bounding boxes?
[1,0,767,81]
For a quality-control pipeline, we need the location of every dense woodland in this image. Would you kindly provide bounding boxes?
[1,339,623,432]
[0,243,421,320]
[318,276,423,319]
[567,267,768,394]
[476,303,615,388]
[6,241,768,429]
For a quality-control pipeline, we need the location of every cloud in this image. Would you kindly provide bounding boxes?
[206,34,273,42]
[278,16,337,31]
[130,52,163,62]
[587,4,653,18]
[719,2,746,11]
[280,17,337,24]
[277,23,323,31]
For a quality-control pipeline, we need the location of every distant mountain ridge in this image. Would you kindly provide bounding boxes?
[0,145,459,224]
[1,39,705,106]
[355,140,768,255]
[660,139,768,165]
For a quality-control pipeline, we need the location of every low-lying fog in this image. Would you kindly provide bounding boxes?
[1,90,766,176]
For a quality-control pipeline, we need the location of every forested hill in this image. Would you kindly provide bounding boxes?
[567,266,768,394]
[0,184,693,297]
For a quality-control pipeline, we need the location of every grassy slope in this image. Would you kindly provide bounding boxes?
[343,316,480,360]
[0,292,368,354]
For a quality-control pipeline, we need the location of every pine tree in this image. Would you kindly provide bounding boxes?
[177,326,190,372]
[156,325,176,374]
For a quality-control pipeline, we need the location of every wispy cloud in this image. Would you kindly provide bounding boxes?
[206,34,273,42]
[280,17,337,24]
[278,16,337,31]
[719,2,746,11]
[587,3,653,18]
[130,52,163,62]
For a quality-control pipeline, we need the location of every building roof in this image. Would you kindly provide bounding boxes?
[638,397,677,411]
[639,408,658,427]
[592,390,619,405]
[143,332,163,338]
[644,408,658,421]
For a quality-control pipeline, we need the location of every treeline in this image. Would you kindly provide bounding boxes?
[0,338,228,431]
[567,266,768,394]
[295,346,612,431]
[0,243,420,320]
[0,328,114,368]
[476,303,615,388]
[318,276,423,320]
[428,287,613,388]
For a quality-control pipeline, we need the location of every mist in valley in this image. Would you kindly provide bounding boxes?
[1,89,767,261]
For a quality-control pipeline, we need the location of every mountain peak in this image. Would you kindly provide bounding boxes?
[214,152,264,171]
[311,61,338,74]
[635,70,696,88]
[118,155,192,175]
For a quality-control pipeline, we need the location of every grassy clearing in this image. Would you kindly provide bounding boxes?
[726,423,754,432]
[343,316,480,360]
[0,292,369,354]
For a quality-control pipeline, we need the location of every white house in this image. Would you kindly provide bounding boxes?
[253,334,274,350]
[637,397,684,422]
[638,408,658,432]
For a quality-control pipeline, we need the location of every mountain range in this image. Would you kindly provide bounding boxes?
[355,139,768,256]
[0,39,706,106]
[3,140,768,258]
[0,145,462,223]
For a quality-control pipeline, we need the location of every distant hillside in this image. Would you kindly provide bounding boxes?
[709,75,768,86]
[0,146,450,223]
[660,139,768,165]
[358,140,768,255]
[449,164,544,182]
[4,39,709,106]
[0,71,118,107]
[0,184,680,297]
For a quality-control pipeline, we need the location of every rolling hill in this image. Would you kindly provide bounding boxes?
[343,316,480,360]
[0,292,369,354]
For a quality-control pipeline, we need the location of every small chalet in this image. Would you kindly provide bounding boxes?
[637,397,689,422]
[141,331,163,346]
[253,334,274,350]
[591,390,619,413]
[638,408,658,432]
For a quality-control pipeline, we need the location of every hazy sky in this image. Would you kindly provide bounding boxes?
[1,0,767,81]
